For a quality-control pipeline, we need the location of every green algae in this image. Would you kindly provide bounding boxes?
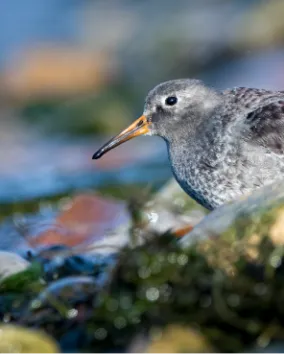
[0,262,43,293]
[1,201,284,352]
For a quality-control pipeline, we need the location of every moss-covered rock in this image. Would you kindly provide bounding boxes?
[0,325,59,353]
[144,325,215,353]
[181,179,284,248]
[3,181,284,352]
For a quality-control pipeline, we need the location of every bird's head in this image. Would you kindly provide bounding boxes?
[93,79,221,159]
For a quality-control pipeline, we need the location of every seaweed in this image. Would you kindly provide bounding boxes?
[1,202,284,352]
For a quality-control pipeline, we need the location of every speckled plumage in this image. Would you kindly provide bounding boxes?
[144,79,284,210]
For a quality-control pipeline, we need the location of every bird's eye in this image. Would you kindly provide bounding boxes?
[165,96,178,106]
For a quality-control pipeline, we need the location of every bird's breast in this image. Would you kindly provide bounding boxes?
[168,145,246,210]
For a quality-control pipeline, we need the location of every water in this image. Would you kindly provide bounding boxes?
[0,116,170,203]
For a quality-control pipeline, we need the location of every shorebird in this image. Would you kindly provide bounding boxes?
[93,79,284,210]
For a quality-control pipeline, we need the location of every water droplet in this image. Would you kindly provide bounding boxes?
[30,299,42,310]
[138,266,151,279]
[148,211,159,224]
[254,283,267,296]
[146,287,160,302]
[94,327,107,340]
[177,254,188,266]
[120,296,131,310]
[107,299,118,312]
[270,255,282,268]
[3,314,11,323]
[114,316,127,329]
[66,309,78,319]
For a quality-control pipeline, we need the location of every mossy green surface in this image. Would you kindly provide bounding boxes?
[0,203,284,352]
[0,262,43,293]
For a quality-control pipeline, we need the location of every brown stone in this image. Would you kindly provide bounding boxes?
[29,194,128,248]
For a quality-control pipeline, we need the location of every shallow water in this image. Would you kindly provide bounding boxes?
[0,115,170,203]
[0,111,172,253]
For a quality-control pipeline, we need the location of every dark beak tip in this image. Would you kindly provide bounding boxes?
[92,115,148,161]
[92,151,102,160]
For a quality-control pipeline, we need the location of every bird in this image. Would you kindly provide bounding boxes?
[92,79,284,210]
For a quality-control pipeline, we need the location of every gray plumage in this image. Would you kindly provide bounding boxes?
[144,79,284,210]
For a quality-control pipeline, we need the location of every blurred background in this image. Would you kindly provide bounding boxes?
[1,0,284,223]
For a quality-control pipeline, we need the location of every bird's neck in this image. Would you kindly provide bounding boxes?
[167,108,238,176]
[167,110,229,159]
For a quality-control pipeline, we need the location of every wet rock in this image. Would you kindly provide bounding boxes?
[29,244,70,261]
[32,245,117,285]
[64,254,116,278]
[181,179,284,248]
[84,178,205,255]
[0,324,59,353]
[141,324,214,353]
[28,194,129,249]
[0,251,30,280]
[22,276,100,351]
[35,276,97,307]
[144,178,206,234]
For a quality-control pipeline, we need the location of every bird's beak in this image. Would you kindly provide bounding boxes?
[92,115,150,159]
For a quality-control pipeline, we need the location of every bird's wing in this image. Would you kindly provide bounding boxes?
[224,87,284,154]
[242,100,284,154]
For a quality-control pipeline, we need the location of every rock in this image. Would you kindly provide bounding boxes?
[144,178,206,234]
[31,245,116,285]
[36,276,97,307]
[0,177,204,257]
[180,179,284,249]
[28,194,129,250]
[0,325,59,353]
[83,178,206,254]
[129,324,214,353]
[0,251,30,280]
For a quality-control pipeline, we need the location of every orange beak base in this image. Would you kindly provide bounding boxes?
[92,115,150,159]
